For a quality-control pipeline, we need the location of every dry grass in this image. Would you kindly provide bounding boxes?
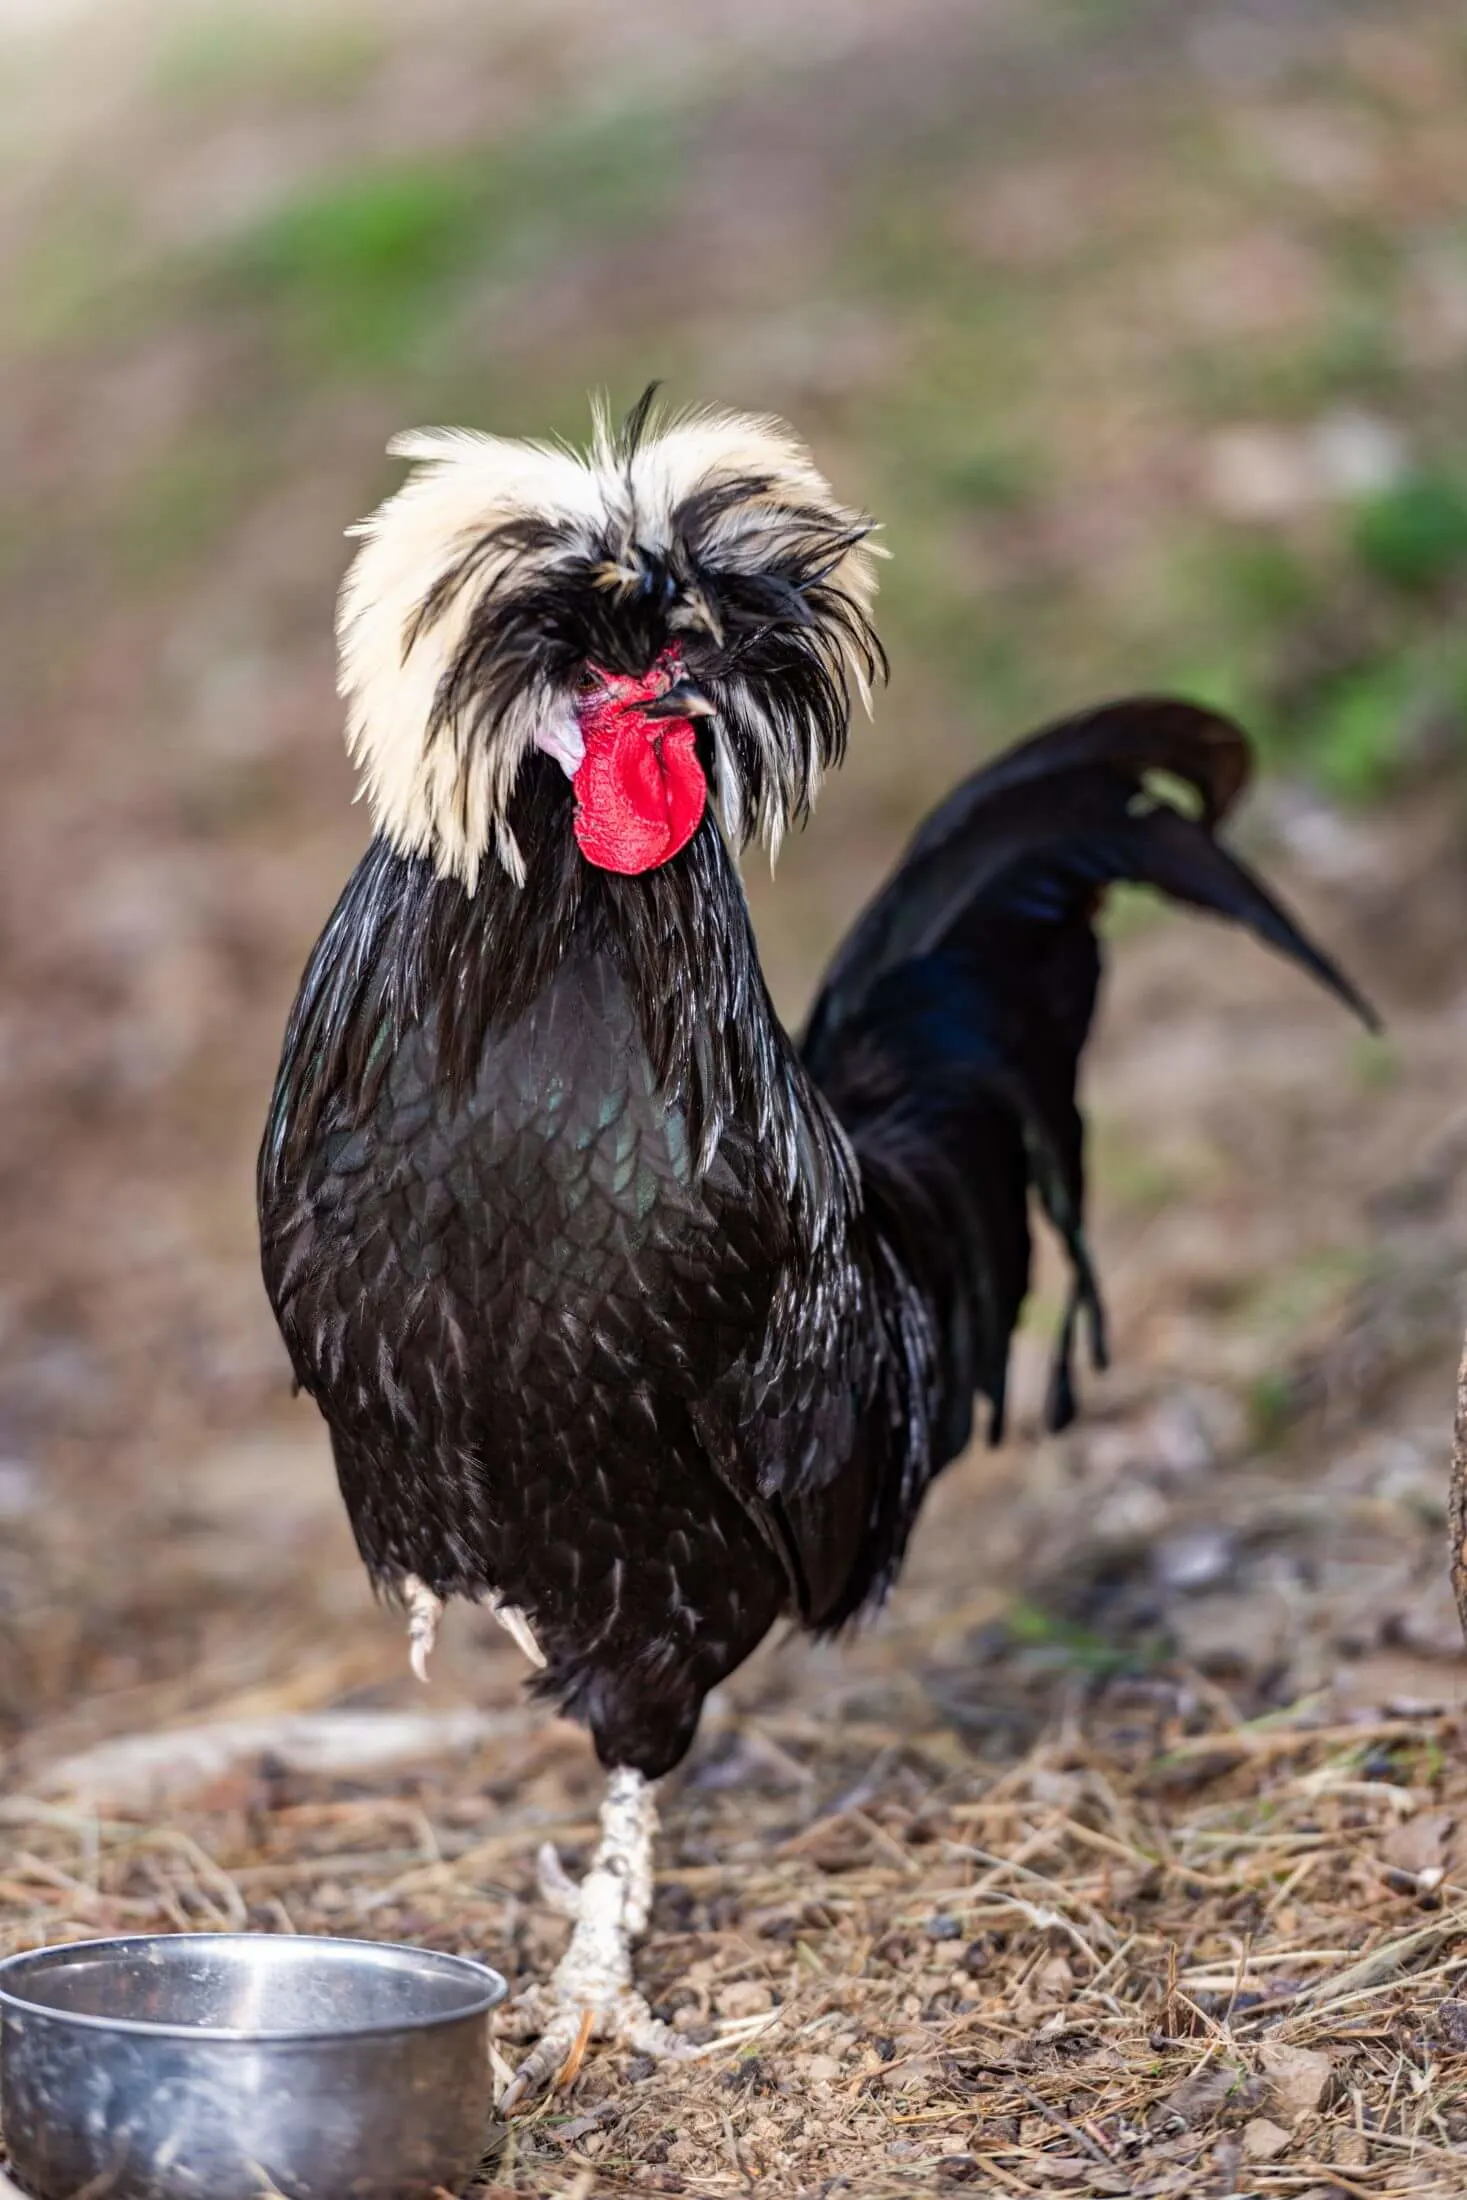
[7,1679,1467,2195]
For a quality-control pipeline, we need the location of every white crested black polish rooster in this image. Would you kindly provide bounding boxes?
[258,389,1372,2098]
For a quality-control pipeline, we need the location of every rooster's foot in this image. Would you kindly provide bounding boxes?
[501,1767,693,2108]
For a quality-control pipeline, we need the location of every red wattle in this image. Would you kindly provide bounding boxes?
[572,708,707,875]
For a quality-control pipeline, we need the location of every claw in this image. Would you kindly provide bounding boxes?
[402,1575,443,1683]
[502,1990,692,2112]
[487,1593,546,1670]
[536,1841,583,1920]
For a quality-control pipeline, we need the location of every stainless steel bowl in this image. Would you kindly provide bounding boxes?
[0,1933,507,2200]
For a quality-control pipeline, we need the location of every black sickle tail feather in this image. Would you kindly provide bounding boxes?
[804,696,1375,1460]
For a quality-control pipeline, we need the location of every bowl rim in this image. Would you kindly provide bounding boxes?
[0,1932,508,2044]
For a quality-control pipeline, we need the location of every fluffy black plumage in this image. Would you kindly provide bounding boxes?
[260,685,1370,1780]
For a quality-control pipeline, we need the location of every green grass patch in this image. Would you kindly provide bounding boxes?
[930,441,1044,516]
[1213,535,1320,630]
[1352,1032,1400,1091]
[1263,638,1467,803]
[1247,1367,1299,1447]
[1005,1598,1165,1676]
[222,112,689,373]
[232,159,486,368]
[1352,466,1467,596]
[1290,656,1421,803]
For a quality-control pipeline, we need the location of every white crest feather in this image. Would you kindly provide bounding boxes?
[337,401,882,887]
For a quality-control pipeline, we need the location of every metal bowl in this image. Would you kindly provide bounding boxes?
[0,1933,507,2200]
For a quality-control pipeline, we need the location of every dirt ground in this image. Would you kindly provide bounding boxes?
[6,1,1467,2194]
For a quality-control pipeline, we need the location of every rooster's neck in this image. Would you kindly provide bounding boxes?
[263,785,801,1194]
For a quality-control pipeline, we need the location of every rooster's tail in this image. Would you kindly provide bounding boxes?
[803,698,1374,1456]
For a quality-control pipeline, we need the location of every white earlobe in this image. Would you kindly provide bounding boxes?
[534,701,585,780]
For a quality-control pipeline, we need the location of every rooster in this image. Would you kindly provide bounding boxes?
[258,390,1370,2097]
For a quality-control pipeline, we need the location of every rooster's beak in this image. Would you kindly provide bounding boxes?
[643,679,716,722]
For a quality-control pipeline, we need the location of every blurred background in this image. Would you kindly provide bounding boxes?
[4,0,1467,1806]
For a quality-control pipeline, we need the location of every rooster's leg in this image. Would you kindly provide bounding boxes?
[501,1767,693,2107]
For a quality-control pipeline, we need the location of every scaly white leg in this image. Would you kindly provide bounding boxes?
[501,1767,694,2108]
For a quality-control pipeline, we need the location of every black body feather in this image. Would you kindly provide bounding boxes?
[259,699,1369,1776]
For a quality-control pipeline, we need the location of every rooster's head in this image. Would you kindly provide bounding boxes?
[337,387,884,889]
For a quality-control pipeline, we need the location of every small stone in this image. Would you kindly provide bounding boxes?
[1309,408,1407,499]
[881,2053,941,2092]
[0,1458,37,1520]
[1243,2117,1293,2161]
[1154,1527,1236,1594]
[1028,1767,1084,1809]
[1162,2061,1245,2126]
[1383,1810,1454,1879]
[715,1980,772,2020]
[1034,1953,1075,2002]
[804,2054,843,2083]
[1259,2043,1334,2118]
[1204,426,1314,520]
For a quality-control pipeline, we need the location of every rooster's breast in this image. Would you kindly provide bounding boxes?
[261,943,793,1773]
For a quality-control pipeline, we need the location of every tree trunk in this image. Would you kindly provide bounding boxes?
[1451,1333,1467,1644]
